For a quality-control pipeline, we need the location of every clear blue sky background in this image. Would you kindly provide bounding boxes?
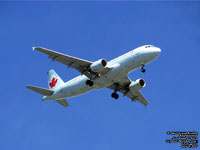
[0,1,199,150]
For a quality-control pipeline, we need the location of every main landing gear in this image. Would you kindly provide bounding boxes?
[141,63,146,73]
[86,80,94,86]
[111,92,119,99]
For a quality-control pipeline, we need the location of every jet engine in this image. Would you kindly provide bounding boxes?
[129,79,146,91]
[90,59,107,72]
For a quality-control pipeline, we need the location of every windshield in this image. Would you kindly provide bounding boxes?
[145,45,155,48]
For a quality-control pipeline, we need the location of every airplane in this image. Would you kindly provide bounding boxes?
[26,45,161,107]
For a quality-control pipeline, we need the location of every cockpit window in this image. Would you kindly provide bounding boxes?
[145,45,155,48]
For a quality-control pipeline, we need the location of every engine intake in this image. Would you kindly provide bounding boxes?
[90,59,107,73]
[129,79,146,92]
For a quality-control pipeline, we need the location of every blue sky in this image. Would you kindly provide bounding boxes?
[0,1,199,150]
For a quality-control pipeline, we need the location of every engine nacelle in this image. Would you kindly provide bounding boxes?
[129,79,146,91]
[90,59,107,72]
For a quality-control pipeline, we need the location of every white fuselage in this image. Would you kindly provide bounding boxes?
[43,45,161,101]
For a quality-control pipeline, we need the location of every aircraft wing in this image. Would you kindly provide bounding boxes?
[107,77,149,106]
[33,47,111,79]
[33,47,96,79]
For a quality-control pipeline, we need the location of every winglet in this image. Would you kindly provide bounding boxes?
[32,47,36,51]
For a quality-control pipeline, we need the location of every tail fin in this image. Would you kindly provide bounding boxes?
[47,69,64,90]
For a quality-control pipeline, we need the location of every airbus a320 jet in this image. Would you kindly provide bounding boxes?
[26,45,161,107]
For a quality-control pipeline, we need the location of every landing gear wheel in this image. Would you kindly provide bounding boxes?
[111,92,119,99]
[141,63,146,73]
[141,68,146,73]
[86,80,94,86]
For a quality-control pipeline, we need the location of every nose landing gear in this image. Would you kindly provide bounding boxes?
[141,63,146,73]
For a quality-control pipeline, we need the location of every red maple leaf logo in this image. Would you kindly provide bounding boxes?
[49,77,58,88]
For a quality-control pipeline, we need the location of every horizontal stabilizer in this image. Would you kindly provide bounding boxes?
[56,99,69,107]
[26,85,54,96]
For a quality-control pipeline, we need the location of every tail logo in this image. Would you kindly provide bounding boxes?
[49,77,58,88]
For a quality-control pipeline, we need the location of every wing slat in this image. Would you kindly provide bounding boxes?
[34,47,92,66]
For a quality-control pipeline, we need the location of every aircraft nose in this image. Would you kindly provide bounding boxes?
[141,46,161,64]
[153,47,161,57]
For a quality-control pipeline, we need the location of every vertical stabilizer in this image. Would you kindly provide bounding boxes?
[47,69,64,90]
